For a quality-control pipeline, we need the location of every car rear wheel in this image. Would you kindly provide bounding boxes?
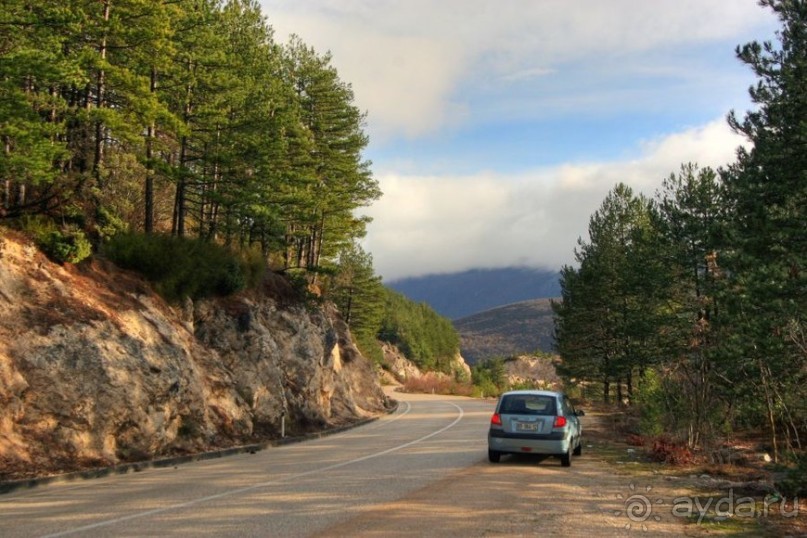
[560,446,572,467]
[488,449,501,463]
[573,440,582,456]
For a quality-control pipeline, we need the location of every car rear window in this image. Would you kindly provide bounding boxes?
[499,394,556,416]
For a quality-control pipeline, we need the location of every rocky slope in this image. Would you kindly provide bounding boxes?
[502,355,561,389]
[379,342,471,384]
[0,231,387,481]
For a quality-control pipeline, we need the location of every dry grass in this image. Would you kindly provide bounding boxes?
[399,372,475,397]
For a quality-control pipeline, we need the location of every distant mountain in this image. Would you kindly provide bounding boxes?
[386,267,560,320]
[453,298,557,365]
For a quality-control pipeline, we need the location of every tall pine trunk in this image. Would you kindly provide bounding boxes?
[93,0,110,187]
[174,135,188,236]
[759,359,779,463]
[173,68,193,237]
[3,135,9,211]
[144,68,157,233]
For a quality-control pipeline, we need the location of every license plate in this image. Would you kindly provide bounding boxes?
[516,421,538,432]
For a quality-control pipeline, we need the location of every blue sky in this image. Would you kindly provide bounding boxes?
[258,0,780,281]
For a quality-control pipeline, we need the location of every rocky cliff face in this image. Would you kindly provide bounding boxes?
[0,231,386,480]
[503,355,561,389]
[380,342,471,384]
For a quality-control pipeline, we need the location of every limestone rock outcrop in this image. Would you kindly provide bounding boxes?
[0,231,386,480]
[380,342,471,384]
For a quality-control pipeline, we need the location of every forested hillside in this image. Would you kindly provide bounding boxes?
[553,0,805,470]
[454,299,555,364]
[317,243,461,374]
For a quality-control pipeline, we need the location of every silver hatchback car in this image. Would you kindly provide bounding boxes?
[488,390,584,466]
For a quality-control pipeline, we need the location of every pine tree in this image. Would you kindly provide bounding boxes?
[652,164,734,447]
[282,37,379,274]
[159,0,229,237]
[199,0,283,244]
[722,0,807,460]
[0,2,74,215]
[329,242,385,341]
[554,184,659,402]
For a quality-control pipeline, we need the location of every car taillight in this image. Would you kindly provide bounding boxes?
[553,416,567,428]
[491,413,502,426]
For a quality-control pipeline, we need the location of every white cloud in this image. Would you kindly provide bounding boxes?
[261,0,775,138]
[257,1,775,280]
[499,67,555,83]
[363,118,746,281]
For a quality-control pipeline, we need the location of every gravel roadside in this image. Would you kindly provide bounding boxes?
[313,411,731,537]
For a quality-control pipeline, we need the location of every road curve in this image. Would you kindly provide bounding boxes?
[0,391,496,537]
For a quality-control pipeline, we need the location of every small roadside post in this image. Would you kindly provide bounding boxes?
[281,409,286,438]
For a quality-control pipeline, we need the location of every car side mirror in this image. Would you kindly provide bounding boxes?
[576,410,585,416]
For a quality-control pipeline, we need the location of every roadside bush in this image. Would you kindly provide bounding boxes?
[776,454,807,497]
[40,229,92,264]
[241,245,269,289]
[649,435,695,465]
[471,379,501,398]
[95,205,129,241]
[22,216,92,264]
[453,365,470,384]
[355,333,384,365]
[634,369,666,438]
[510,379,555,391]
[472,358,506,389]
[402,372,474,397]
[103,232,259,301]
[626,434,646,447]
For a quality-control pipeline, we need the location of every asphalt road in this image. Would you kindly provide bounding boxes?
[1,391,496,537]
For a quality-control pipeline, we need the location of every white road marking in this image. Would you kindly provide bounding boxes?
[43,400,462,538]
[1,403,415,503]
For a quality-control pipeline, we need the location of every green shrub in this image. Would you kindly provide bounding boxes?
[472,358,507,392]
[285,268,321,304]
[776,454,807,497]
[241,245,269,289]
[634,369,666,438]
[22,216,93,264]
[472,379,501,399]
[453,366,470,384]
[41,229,92,264]
[355,334,384,365]
[103,232,259,302]
[509,380,541,391]
[95,205,129,241]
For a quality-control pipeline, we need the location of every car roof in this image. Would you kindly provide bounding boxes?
[500,390,564,398]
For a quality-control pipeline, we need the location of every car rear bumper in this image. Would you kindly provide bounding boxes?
[488,431,572,455]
